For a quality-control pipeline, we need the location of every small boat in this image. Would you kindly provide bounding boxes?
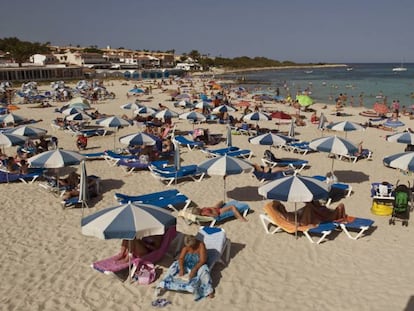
[392,62,407,72]
[346,67,353,71]
[392,66,407,72]
[304,70,313,74]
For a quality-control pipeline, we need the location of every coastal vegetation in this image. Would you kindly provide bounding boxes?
[0,37,325,70]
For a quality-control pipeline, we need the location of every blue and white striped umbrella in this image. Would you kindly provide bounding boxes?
[28,149,85,168]
[61,107,83,115]
[309,135,358,156]
[386,131,414,145]
[0,113,25,125]
[258,175,329,202]
[383,119,405,128]
[309,135,358,173]
[134,106,158,116]
[0,132,28,147]
[120,102,144,110]
[212,104,236,114]
[193,101,212,110]
[383,152,414,172]
[242,111,271,122]
[128,88,144,94]
[326,121,364,137]
[81,202,176,240]
[119,132,160,146]
[258,175,330,238]
[249,132,293,148]
[6,125,47,138]
[198,154,253,201]
[179,111,206,122]
[66,112,92,122]
[96,116,131,128]
[154,109,179,120]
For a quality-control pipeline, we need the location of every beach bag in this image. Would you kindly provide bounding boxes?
[132,259,156,285]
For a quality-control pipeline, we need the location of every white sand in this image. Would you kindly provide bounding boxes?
[1,77,414,311]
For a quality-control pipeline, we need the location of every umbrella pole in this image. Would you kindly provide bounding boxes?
[295,203,298,239]
[223,176,227,202]
[128,240,132,282]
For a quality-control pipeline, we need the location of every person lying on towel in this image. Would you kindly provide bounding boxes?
[269,200,347,226]
[192,201,248,222]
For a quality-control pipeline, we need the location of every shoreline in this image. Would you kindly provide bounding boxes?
[196,63,348,76]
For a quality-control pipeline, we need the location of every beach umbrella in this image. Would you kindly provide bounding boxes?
[326,121,365,138]
[309,135,358,174]
[68,97,91,109]
[6,125,47,138]
[128,88,144,94]
[0,132,28,147]
[96,116,131,149]
[212,104,236,114]
[65,112,92,122]
[296,95,314,107]
[198,154,253,201]
[249,132,293,149]
[373,102,389,115]
[179,111,206,123]
[134,106,158,116]
[79,160,88,210]
[258,175,329,238]
[226,125,232,147]
[120,102,144,111]
[0,113,25,125]
[193,101,211,110]
[383,152,414,172]
[317,112,327,133]
[177,100,192,108]
[271,111,292,120]
[81,202,176,279]
[173,139,181,171]
[119,132,160,147]
[242,112,271,123]
[61,107,83,115]
[154,109,179,121]
[383,119,405,128]
[288,118,295,138]
[386,131,414,145]
[28,149,85,168]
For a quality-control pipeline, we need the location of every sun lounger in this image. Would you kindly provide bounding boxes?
[0,168,44,184]
[312,175,352,206]
[261,150,308,172]
[202,146,253,159]
[114,189,191,212]
[149,164,205,186]
[173,135,204,151]
[286,141,313,155]
[103,150,137,166]
[252,168,294,183]
[338,149,373,163]
[178,200,250,227]
[80,152,106,160]
[334,217,375,240]
[260,202,336,244]
[200,146,240,157]
[117,158,149,174]
[92,226,177,278]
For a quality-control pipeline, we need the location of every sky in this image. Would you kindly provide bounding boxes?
[1,0,414,63]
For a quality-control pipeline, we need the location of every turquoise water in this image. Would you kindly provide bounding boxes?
[221,63,414,109]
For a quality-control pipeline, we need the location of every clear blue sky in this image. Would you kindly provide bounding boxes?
[1,0,413,63]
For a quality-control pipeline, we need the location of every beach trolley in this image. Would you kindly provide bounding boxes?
[389,182,412,226]
[371,182,394,216]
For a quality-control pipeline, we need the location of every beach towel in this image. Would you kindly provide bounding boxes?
[156,253,213,301]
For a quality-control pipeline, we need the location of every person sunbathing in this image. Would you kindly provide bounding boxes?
[192,201,248,222]
[117,235,163,262]
[268,200,347,226]
[253,163,292,174]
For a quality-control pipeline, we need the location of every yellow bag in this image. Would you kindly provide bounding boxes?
[371,200,393,216]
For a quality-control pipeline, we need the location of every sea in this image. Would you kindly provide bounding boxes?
[219,63,414,109]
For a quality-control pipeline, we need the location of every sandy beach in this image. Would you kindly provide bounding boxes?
[2,76,414,311]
